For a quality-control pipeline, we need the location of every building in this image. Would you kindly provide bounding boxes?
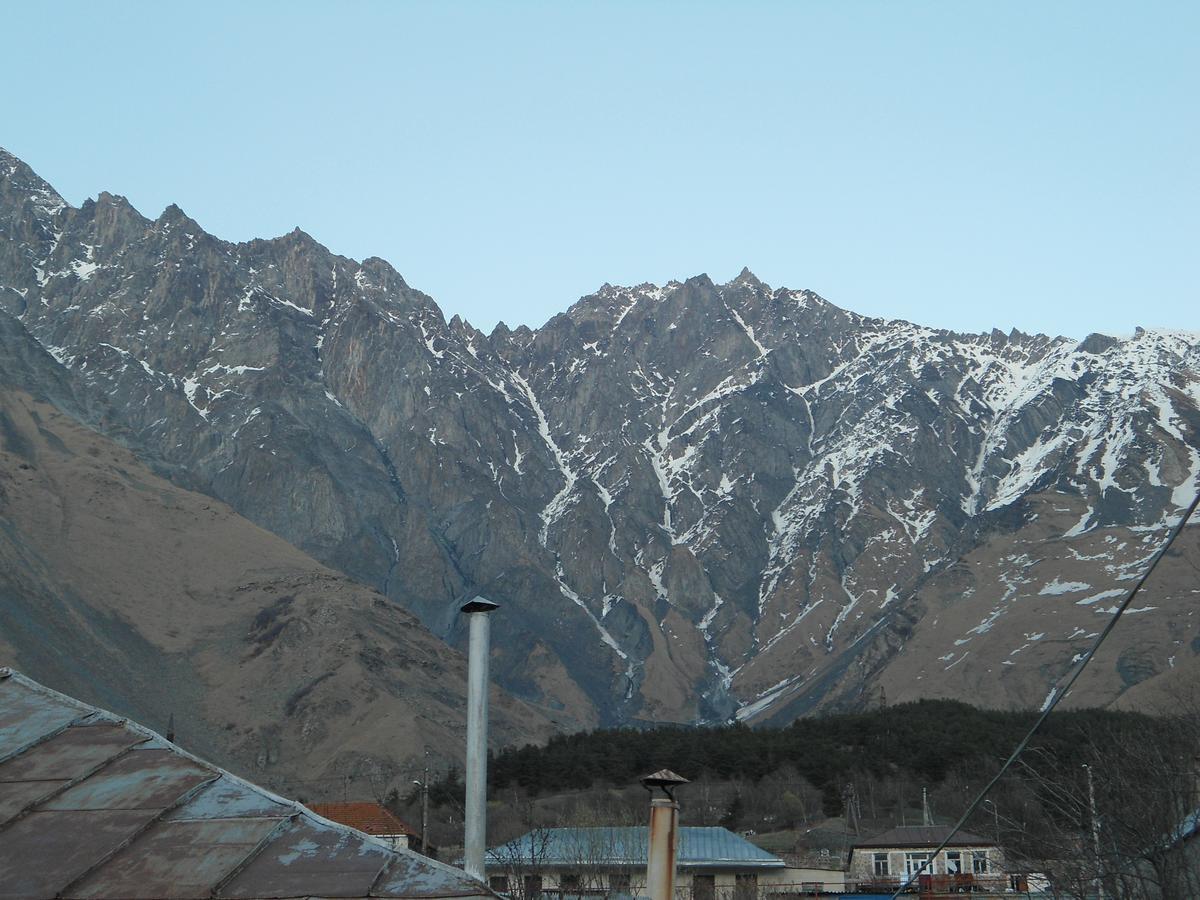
[1136,805,1200,898]
[308,801,420,851]
[485,826,802,899]
[0,668,493,899]
[846,825,1014,893]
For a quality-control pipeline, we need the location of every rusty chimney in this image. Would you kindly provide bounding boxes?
[461,596,499,881]
[642,769,688,900]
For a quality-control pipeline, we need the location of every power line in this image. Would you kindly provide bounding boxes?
[890,489,1200,898]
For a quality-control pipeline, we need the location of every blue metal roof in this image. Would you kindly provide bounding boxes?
[0,668,494,899]
[486,827,786,870]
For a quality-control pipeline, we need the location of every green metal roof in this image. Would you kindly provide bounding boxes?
[486,827,785,870]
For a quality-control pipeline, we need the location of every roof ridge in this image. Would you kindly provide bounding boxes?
[1,669,365,846]
[0,670,495,898]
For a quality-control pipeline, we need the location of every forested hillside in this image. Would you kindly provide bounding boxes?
[405,698,1197,874]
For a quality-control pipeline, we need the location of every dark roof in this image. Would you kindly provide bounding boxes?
[309,801,418,837]
[486,827,785,870]
[851,825,995,850]
[0,669,492,899]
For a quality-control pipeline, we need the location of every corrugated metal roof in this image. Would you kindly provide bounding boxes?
[486,827,786,870]
[0,668,493,899]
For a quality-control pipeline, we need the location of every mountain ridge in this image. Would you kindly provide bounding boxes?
[1,146,1197,731]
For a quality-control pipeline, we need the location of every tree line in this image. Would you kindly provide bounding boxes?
[469,700,1164,811]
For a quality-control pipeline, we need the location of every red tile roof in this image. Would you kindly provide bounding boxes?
[308,801,418,837]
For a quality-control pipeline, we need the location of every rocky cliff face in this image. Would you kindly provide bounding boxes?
[2,147,1197,727]
[0,312,559,796]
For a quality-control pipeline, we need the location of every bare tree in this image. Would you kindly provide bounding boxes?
[1001,696,1200,900]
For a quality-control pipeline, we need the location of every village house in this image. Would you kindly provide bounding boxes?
[846,824,1016,893]
[308,800,421,851]
[484,825,844,898]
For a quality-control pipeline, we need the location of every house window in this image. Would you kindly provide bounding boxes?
[693,874,715,900]
[609,874,631,895]
[734,874,757,900]
[972,851,989,874]
[490,876,510,893]
[905,852,933,876]
[523,875,544,899]
[945,851,962,874]
[873,853,890,876]
[560,874,581,892]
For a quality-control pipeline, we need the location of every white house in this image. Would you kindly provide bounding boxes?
[846,825,1016,892]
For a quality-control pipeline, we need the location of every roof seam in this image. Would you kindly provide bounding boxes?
[0,728,151,836]
[364,847,396,897]
[51,771,221,899]
[209,810,300,898]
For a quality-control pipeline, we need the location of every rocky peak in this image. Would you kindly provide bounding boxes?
[1,147,1197,732]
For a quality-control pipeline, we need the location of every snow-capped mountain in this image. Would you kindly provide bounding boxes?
[2,147,1197,727]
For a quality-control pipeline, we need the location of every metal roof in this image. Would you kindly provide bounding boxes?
[850,825,994,851]
[485,827,786,871]
[0,669,493,899]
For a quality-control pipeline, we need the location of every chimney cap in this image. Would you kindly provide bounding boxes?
[641,769,689,799]
[460,596,500,614]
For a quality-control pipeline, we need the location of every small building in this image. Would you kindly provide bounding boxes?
[777,850,847,893]
[485,826,793,899]
[847,825,1013,893]
[308,801,420,851]
[0,668,493,899]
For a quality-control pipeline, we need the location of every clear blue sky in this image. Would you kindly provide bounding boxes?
[3,2,1196,337]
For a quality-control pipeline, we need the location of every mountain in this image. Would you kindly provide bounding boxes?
[1,147,1197,729]
[0,307,558,796]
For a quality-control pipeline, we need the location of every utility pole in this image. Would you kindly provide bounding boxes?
[413,751,430,856]
[1083,764,1104,900]
[983,799,999,845]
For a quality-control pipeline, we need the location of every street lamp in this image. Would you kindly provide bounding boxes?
[413,773,429,856]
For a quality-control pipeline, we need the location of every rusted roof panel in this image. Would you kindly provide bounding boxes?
[0,670,495,900]
[67,817,286,900]
[41,747,214,811]
[0,777,69,823]
[219,818,390,898]
[0,808,160,900]
[372,854,495,898]
[0,679,82,762]
[0,723,142,782]
[164,774,294,821]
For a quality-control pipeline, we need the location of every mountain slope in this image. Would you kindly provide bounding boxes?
[0,313,559,796]
[1,147,1197,726]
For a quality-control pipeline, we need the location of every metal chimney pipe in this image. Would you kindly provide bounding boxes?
[646,797,679,900]
[461,596,499,882]
[641,769,687,900]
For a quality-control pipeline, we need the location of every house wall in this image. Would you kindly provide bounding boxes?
[485,867,788,896]
[846,845,1002,882]
[376,833,415,852]
[762,867,845,889]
